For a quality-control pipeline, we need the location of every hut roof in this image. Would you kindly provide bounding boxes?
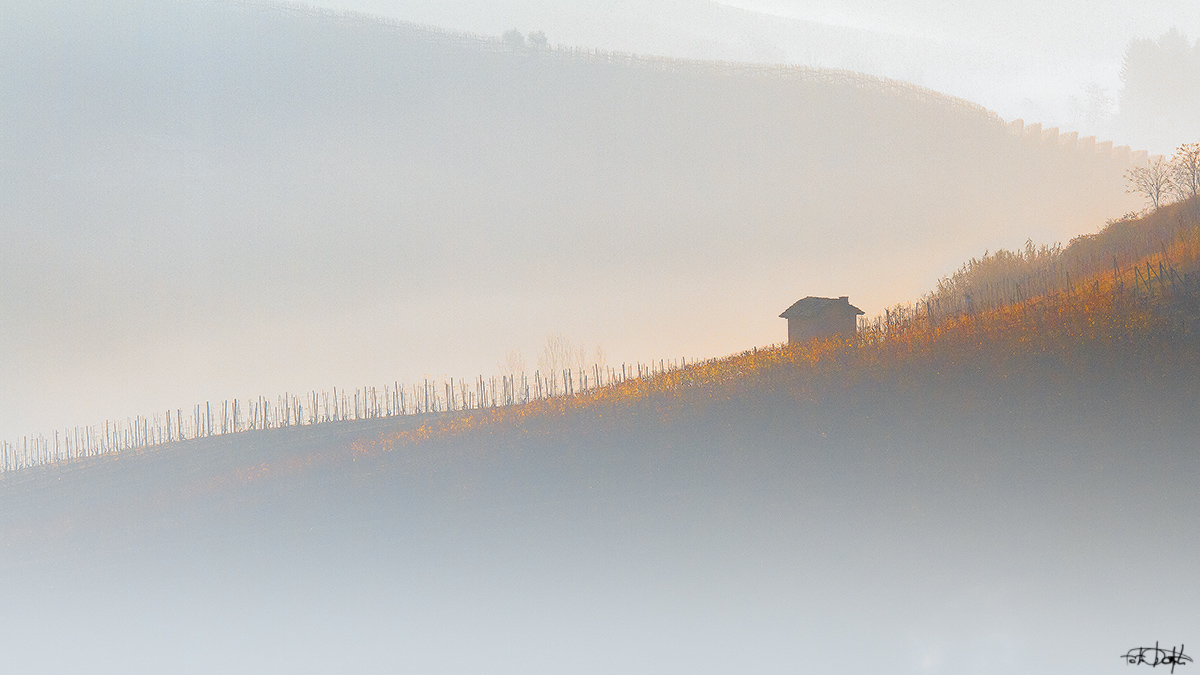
[779,296,865,319]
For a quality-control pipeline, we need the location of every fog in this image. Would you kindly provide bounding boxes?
[309,0,1200,150]
[2,352,1196,674]
[0,0,1142,441]
[1,3,1194,671]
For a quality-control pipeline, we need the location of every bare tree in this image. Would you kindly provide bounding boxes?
[591,345,607,373]
[1126,155,1175,209]
[501,348,526,375]
[1171,142,1200,200]
[537,333,583,375]
[1069,82,1114,132]
[502,28,525,50]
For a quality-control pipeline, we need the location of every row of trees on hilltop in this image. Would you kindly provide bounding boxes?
[502,29,548,51]
[1117,28,1200,153]
[1126,141,1200,209]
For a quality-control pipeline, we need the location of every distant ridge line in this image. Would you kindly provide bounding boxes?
[207,0,999,119]
[199,0,1143,162]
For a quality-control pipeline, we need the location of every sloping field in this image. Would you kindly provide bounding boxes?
[1,200,1197,675]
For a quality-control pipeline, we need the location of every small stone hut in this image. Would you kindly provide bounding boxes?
[779,296,864,345]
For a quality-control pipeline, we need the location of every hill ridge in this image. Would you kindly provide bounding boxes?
[204,0,1143,160]
[4,197,1197,481]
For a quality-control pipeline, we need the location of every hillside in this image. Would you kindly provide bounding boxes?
[0,0,1145,442]
[2,200,1198,674]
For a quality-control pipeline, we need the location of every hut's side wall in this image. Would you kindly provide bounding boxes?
[787,311,858,344]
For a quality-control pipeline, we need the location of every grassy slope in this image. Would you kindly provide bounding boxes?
[3,198,1198,558]
[0,201,1198,675]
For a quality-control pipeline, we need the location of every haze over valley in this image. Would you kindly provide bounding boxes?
[2,2,1199,673]
[0,0,1153,439]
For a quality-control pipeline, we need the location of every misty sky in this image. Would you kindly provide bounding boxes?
[2,5,1198,672]
[308,0,1200,149]
[0,0,1182,442]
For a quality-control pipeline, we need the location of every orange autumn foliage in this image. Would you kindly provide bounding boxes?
[356,198,1200,459]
